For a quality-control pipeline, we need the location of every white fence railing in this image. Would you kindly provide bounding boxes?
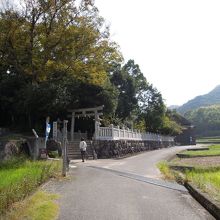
[96,125,174,142]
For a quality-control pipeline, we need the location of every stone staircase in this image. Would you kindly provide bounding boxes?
[67,140,94,160]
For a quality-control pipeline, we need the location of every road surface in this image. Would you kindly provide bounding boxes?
[45,145,214,220]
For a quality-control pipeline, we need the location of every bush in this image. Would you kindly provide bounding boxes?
[46,140,62,157]
[48,151,59,158]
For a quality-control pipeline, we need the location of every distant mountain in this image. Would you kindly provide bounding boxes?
[168,105,179,110]
[177,85,220,114]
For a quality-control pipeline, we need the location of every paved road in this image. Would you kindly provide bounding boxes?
[45,145,214,220]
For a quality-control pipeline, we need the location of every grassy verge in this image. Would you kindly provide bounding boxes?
[185,167,220,202]
[157,158,220,203]
[157,161,176,180]
[0,157,61,215]
[181,144,220,157]
[157,161,186,184]
[4,191,59,220]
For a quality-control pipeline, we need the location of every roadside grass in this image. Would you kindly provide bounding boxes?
[185,167,220,202]
[181,144,220,157]
[157,161,177,181]
[157,158,220,203]
[4,191,59,220]
[0,157,61,215]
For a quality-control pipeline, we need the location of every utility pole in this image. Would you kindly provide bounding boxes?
[62,120,68,176]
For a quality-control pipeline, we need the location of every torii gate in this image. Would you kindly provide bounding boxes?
[68,105,104,141]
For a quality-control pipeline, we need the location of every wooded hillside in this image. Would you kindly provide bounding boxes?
[185,104,220,137]
[178,85,220,114]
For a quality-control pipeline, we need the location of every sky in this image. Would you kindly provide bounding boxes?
[95,0,220,106]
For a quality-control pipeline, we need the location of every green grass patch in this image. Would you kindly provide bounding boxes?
[181,144,220,156]
[48,151,60,158]
[4,191,59,220]
[185,167,220,202]
[198,136,220,140]
[157,161,176,180]
[0,157,61,215]
[158,156,220,203]
[197,136,220,143]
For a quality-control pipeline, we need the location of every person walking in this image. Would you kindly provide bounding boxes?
[79,138,87,162]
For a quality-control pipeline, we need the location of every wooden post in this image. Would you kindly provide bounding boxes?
[71,112,75,141]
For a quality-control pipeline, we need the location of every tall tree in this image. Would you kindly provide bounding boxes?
[111,59,167,133]
[111,66,137,120]
[160,109,184,135]
[0,0,122,84]
[141,85,165,132]
[0,0,122,129]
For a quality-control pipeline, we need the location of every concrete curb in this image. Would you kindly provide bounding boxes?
[168,165,220,219]
[169,165,194,172]
[184,182,220,220]
[176,153,220,158]
[186,147,209,151]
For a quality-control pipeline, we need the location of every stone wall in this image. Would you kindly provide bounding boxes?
[91,139,175,159]
[0,137,46,161]
[0,139,25,160]
[26,137,46,160]
[0,140,6,160]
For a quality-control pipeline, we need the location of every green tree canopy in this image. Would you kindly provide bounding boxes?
[111,60,169,133]
[0,0,122,84]
[0,1,182,136]
[185,105,220,136]
[0,0,122,129]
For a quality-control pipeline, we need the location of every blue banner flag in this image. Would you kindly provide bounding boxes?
[45,123,51,141]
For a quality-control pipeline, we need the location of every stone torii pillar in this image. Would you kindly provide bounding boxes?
[68,106,104,141]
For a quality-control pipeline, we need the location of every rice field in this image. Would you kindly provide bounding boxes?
[185,167,220,202]
[181,144,220,157]
[197,136,220,144]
